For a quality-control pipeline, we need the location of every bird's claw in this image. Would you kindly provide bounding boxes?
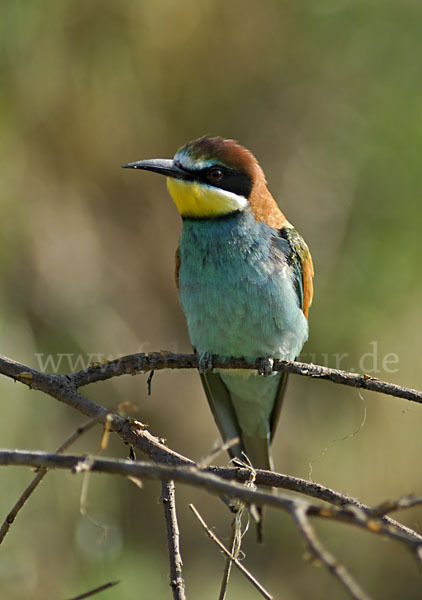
[198,352,214,374]
[258,356,274,376]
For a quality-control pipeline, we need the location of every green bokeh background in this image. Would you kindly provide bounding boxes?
[1,1,421,598]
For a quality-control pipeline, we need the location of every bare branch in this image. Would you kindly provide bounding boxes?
[209,467,422,544]
[0,351,420,540]
[189,504,273,600]
[370,495,422,518]
[292,506,374,600]
[160,481,186,600]
[0,355,193,467]
[1,449,421,562]
[1,350,421,596]
[0,352,420,549]
[0,351,421,406]
[67,352,422,405]
[218,510,244,600]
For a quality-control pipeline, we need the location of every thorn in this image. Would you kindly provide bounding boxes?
[147,370,154,396]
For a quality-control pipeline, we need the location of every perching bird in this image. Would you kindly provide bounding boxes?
[123,136,313,536]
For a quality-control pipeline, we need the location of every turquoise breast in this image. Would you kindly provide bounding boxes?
[178,210,308,362]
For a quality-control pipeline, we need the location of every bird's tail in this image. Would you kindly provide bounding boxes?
[241,434,273,543]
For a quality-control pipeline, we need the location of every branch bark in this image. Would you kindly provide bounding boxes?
[1,449,421,561]
[70,352,422,404]
[189,504,273,600]
[291,506,374,600]
[1,350,421,599]
[1,351,421,405]
[160,480,186,600]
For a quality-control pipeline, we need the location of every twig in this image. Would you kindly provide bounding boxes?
[210,467,422,543]
[0,417,99,545]
[219,510,243,600]
[197,437,240,468]
[292,505,374,600]
[160,481,186,600]
[370,495,422,518]
[65,580,119,600]
[189,504,273,600]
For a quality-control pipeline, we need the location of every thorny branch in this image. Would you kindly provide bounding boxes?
[2,449,422,598]
[0,350,421,599]
[0,450,421,559]
[0,351,421,405]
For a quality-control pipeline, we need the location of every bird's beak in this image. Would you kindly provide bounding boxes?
[122,158,189,180]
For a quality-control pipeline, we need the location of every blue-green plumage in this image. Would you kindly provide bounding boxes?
[178,210,308,470]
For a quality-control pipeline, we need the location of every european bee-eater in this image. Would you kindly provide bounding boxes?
[123,136,313,535]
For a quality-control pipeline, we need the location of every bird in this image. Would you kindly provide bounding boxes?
[123,136,313,538]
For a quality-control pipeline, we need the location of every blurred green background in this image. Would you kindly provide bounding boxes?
[1,1,421,598]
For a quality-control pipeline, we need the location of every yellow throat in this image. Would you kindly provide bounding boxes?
[166,178,248,218]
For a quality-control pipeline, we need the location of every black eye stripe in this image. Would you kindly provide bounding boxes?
[203,167,252,198]
[177,164,252,198]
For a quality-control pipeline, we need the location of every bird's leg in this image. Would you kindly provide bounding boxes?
[197,351,214,374]
[258,356,274,376]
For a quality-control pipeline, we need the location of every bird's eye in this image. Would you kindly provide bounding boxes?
[207,168,223,182]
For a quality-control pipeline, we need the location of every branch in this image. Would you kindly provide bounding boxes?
[69,352,422,405]
[0,349,420,547]
[65,581,120,600]
[218,513,241,600]
[1,449,421,562]
[189,504,273,600]
[0,355,192,466]
[1,350,421,598]
[160,481,186,600]
[292,506,373,600]
[210,467,422,545]
[1,351,421,405]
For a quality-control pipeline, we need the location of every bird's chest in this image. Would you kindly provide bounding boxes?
[177,215,300,358]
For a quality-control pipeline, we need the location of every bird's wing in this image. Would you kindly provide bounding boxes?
[269,371,289,441]
[200,371,273,470]
[278,226,314,319]
[199,372,244,460]
[268,226,314,439]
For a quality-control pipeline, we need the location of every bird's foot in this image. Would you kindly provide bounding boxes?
[198,352,214,374]
[258,356,274,376]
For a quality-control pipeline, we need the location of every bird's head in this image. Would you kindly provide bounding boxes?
[123,136,267,219]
